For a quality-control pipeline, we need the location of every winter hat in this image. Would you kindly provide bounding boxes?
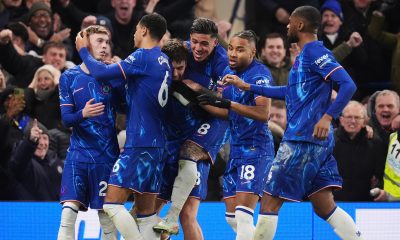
[28,2,52,21]
[321,0,344,21]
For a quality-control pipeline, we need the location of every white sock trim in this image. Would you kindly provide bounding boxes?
[225,212,237,233]
[326,207,363,239]
[57,202,79,240]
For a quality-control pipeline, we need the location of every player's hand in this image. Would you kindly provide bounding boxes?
[391,114,400,130]
[197,93,231,109]
[365,125,374,139]
[82,98,105,118]
[221,74,249,91]
[312,114,332,140]
[75,30,88,51]
[29,119,42,143]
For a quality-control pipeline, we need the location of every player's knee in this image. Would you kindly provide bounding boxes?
[179,209,196,227]
[103,203,123,218]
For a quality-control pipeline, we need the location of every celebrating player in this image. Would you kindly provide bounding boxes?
[76,13,171,240]
[223,6,363,240]
[58,25,123,240]
[154,18,230,236]
[197,30,275,240]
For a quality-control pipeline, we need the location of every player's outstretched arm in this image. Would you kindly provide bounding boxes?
[78,48,123,81]
[230,96,270,122]
[197,93,229,119]
[222,75,286,99]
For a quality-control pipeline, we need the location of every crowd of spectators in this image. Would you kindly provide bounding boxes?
[0,0,399,202]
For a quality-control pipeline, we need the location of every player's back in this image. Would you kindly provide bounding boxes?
[284,41,340,146]
[59,65,120,163]
[223,60,274,156]
[119,47,172,148]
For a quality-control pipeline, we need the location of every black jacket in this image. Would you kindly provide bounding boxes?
[9,139,63,201]
[333,126,386,201]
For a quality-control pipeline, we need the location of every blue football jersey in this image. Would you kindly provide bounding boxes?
[59,65,122,163]
[118,47,172,148]
[222,60,274,157]
[164,94,199,143]
[284,41,342,146]
[183,41,228,90]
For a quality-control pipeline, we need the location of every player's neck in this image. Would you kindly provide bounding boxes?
[297,34,318,50]
[80,63,90,74]
[139,38,159,49]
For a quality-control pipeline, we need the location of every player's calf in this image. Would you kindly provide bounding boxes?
[57,202,79,240]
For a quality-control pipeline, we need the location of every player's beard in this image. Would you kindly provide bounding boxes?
[287,34,299,44]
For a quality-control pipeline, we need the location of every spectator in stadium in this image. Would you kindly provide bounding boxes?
[0,68,6,91]
[0,0,25,29]
[0,28,69,87]
[3,22,29,56]
[371,133,400,202]
[333,101,386,201]
[259,33,291,86]
[368,9,400,93]
[367,90,400,179]
[8,119,63,201]
[0,86,31,150]
[25,64,61,130]
[23,2,73,58]
[269,100,286,153]
[105,0,146,58]
[245,0,320,38]
[341,0,391,96]
[269,100,287,130]
[319,0,365,84]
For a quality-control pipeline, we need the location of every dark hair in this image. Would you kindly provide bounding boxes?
[190,18,218,38]
[263,33,287,48]
[139,13,167,41]
[161,39,188,63]
[293,6,321,33]
[232,30,258,47]
[6,22,28,42]
[43,41,67,54]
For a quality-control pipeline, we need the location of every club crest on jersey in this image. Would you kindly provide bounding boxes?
[158,56,170,68]
[126,55,136,63]
[101,84,111,94]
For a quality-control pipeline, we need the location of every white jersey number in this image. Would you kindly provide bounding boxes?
[197,123,211,135]
[240,165,255,180]
[158,71,169,107]
[99,181,107,197]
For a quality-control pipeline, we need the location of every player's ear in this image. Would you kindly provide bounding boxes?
[298,21,305,32]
